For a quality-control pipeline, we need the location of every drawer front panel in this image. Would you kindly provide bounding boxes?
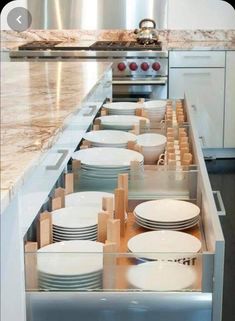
[170,51,225,68]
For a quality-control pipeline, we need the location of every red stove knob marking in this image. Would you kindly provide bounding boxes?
[117,62,126,71]
[141,62,150,71]
[129,62,138,71]
[152,62,161,71]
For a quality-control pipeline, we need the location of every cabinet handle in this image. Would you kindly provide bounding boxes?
[183,72,211,76]
[183,55,211,59]
[83,105,97,116]
[199,136,206,147]
[213,191,226,216]
[191,104,197,111]
[46,149,69,170]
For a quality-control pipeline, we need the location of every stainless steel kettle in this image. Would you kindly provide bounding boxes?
[134,19,159,44]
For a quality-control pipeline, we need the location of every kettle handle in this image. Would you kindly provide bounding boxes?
[139,19,156,29]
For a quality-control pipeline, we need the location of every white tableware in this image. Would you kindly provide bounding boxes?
[37,241,103,276]
[134,199,200,223]
[72,147,144,167]
[127,261,197,291]
[65,191,114,208]
[127,230,201,260]
[103,102,140,115]
[97,115,150,131]
[137,133,166,164]
[83,130,137,147]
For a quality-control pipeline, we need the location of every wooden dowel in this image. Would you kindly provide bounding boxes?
[54,187,65,208]
[52,197,62,211]
[37,211,52,249]
[114,188,125,236]
[118,174,129,213]
[65,173,74,195]
[102,197,114,218]
[107,219,120,249]
[103,242,118,290]
[97,211,110,243]
[24,242,38,290]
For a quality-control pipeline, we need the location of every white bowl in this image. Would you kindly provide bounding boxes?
[144,100,167,110]
[137,133,166,164]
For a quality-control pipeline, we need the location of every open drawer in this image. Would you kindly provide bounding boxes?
[24,97,224,321]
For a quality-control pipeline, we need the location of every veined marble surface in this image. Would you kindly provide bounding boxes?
[1,61,111,209]
[1,29,235,51]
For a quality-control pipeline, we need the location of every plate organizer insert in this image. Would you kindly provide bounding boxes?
[24,99,208,295]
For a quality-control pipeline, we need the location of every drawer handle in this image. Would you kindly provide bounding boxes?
[183,72,211,76]
[213,191,226,216]
[184,55,211,59]
[199,136,206,147]
[191,104,197,111]
[46,149,69,170]
[83,105,97,116]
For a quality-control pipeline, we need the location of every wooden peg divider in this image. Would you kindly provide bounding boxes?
[107,219,120,249]
[134,144,142,154]
[127,140,136,151]
[101,108,108,116]
[103,241,118,290]
[54,187,65,208]
[180,142,189,150]
[114,188,125,236]
[132,124,140,135]
[52,197,62,211]
[80,145,89,150]
[72,159,81,172]
[82,140,92,147]
[135,108,143,117]
[93,124,100,131]
[139,119,147,133]
[97,211,110,243]
[65,172,74,195]
[37,211,52,249]
[138,98,145,104]
[118,173,129,213]
[24,242,38,290]
[102,197,114,218]
[94,118,101,126]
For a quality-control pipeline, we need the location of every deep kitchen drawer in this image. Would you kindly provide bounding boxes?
[169,51,225,68]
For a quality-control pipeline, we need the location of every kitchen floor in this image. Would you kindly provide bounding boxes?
[206,159,235,321]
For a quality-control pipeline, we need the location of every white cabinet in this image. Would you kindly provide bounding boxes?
[224,51,235,148]
[169,51,225,149]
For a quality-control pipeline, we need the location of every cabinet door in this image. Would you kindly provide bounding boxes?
[224,51,235,148]
[169,68,225,148]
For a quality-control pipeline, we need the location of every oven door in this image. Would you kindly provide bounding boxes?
[112,77,168,101]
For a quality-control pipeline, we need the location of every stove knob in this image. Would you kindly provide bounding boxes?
[129,62,138,71]
[152,62,161,71]
[141,62,150,71]
[117,62,126,71]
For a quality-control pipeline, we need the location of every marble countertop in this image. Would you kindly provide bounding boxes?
[1,61,111,210]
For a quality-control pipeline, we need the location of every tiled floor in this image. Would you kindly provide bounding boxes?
[206,159,235,321]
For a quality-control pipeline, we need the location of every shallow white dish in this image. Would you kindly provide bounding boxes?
[65,191,114,208]
[52,207,99,229]
[72,148,144,167]
[103,102,140,111]
[37,241,103,276]
[135,218,199,231]
[97,115,150,130]
[83,130,136,146]
[127,230,201,260]
[127,261,197,291]
[134,199,200,223]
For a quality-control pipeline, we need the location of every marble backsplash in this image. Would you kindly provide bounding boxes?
[1,29,235,43]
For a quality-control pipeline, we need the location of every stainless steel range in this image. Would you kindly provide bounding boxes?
[10,40,168,101]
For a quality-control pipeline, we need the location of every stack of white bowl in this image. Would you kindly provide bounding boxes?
[136,133,167,164]
[143,100,167,122]
[83,130,137,148]
[103,102,140,115]
[97,115,150,131]
[37,241,103,291]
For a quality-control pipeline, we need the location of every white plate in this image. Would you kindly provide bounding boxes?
[135,218,199,231]
[83,130,136,146]
[65,191,114,208]
[52,207,99,229]
[37,241,103,276]
[127,261,197,291]
[73,148,144,167]
[134,213,200,226]
[134,199,200,223]
[103,102,140,111]
[53,225,97,233]
[137,133,166,147]
[97,115,150,128]
[127,230,201,260]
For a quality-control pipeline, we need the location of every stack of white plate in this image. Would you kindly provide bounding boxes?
[143,100,167,122]
[103,102,140,115]
[72,148,144,183]
[127,261,197,291]
[37,241,103,291]
[127,230,201,261]
[134,199,200,231]
[83,130,137,148]
[137,133,167,164]
[52,207,99,242]
[97,115,150,131]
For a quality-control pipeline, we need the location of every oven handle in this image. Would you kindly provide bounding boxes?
[112,77,167,85]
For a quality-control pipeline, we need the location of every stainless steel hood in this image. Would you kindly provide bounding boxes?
[27,0,168,30]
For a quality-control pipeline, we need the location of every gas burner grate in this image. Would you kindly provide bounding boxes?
[18,41,62,51]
